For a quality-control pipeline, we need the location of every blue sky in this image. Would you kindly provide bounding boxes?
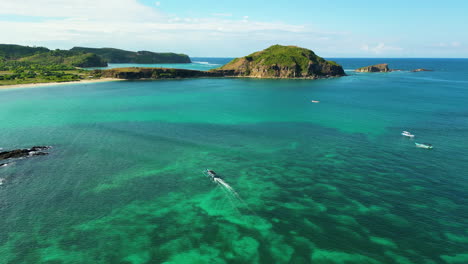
[1,0,467,57]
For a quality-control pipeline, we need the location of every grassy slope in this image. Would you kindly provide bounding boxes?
[220,45,339,71]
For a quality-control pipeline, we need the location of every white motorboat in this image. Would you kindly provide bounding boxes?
[415,143,433,149]
[402,131,415,138]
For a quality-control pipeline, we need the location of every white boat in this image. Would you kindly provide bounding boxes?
[415,143,433,149]
[402,131,415,138]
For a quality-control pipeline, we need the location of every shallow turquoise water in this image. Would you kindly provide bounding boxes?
[0,59,467,263]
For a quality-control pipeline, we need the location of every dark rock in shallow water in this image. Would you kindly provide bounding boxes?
[0,146,51,161]
[355,63,391,72]
[411,68,433,72]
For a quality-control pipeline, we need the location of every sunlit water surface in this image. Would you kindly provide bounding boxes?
[0,59,467,264]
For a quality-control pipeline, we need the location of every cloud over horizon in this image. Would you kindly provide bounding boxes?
[1,0,466,57]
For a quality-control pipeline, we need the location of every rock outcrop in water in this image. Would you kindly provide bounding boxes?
[0,146,51,185]
[213,45,345,79]
[355,64,391,72]
[0,146,50,161]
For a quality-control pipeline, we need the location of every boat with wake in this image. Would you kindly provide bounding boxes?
[204,169,219,181]
[402,131,415,138]
[415,143,433,149]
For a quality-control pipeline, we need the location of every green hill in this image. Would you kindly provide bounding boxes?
[0,44,49,60]
[215,45,345,79]
[70,47,191,64]
[20,50,107,67]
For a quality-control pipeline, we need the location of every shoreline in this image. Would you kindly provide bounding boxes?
[0,78,122,90]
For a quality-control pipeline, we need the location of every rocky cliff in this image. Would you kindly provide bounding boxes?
[355,64,391,72]
[212,45,345,79]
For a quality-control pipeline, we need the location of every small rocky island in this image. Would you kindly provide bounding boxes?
[96,45,346,80]
[355,63,391,73]
[355,64,433,73]
[214,45,345,79]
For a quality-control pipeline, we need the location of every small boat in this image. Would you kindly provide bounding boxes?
[401,131,415,138]
[204,169,218,179]
[311,100,320,103]
[415,143,433,149]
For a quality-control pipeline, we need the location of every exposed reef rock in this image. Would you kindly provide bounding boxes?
[213,45,345,79]
[0,146,51,161]
[411,68,433,72]
[355,64,391,72]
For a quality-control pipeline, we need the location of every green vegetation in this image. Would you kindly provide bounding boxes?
[0,61,100,86]
[253,45,326,70]
[0,43,195,86]
[228,45,338,71]
[71,47,191,64]
[0,44,107,86]
[0,44,49,60]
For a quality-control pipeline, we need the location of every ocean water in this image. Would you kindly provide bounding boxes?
[0,59,467,264]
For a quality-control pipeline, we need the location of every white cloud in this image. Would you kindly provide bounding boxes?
[361,43,403,54]
[0,0,165,22]
[155,1,160,7]
[0,0,382,56]
[0,0,317,53]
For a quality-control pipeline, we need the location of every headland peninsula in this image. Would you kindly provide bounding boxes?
[0,44,190,86]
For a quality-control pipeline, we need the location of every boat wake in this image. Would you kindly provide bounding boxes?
[204,169,254,214]
[193,61,221,66]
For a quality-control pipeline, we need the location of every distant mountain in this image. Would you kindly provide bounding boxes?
[215,45,345,79]
[0,44,107,67]
[0,44,49,60]
[1,44,191,68]
[20,50,107,68]
[70,47,191,64]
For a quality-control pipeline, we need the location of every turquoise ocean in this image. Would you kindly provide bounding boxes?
[0,58,467,264]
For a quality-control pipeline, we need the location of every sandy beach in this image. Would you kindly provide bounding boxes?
[0,78,122,90]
